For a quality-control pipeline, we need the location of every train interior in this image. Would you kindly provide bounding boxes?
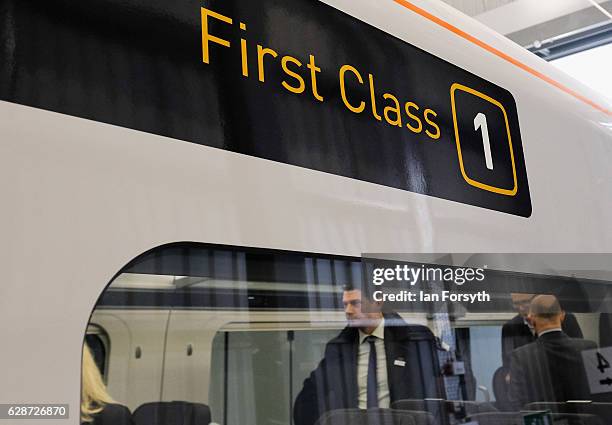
[85,245,612,425]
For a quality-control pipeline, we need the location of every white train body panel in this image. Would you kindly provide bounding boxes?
[0,0,611,422]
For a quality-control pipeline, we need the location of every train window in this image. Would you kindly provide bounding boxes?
[209,326,344,425]
[85,245,612,425]
[85,325,109,381]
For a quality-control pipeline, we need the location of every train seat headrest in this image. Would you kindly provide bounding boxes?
[133,401,211,425]
[314,408,434,425]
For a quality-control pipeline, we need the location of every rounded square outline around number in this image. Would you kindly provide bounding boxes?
[450,83,518,196]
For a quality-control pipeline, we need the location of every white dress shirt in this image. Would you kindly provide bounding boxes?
[357,318,390,409]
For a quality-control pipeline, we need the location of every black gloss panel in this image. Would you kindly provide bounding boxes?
[0,0,531,216]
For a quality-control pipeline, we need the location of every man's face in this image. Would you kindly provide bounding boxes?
[342,289,382,328]
[511,293,535,318]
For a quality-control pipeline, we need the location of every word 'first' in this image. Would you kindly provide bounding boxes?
[201,7,441,140]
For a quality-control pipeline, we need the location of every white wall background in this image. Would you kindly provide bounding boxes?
[552,43,612,102]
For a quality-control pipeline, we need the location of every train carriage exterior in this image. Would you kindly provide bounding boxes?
[1,0,612,424]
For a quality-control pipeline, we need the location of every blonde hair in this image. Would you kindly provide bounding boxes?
[81,343,113,423]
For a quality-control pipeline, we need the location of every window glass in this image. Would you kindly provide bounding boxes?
[85,333,108,380]
[84,245,612,425]
[468,325,502,402]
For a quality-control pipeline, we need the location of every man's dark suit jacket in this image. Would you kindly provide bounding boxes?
[509,331,596,409]
[501,313,583,367]
[293,313,443,425]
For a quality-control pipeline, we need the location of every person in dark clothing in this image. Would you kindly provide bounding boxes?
[293,286,443,425]
[502,293,583,368]
[509,295,596,410]
[84,404,133,425]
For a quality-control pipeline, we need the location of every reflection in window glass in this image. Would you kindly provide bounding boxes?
[84,246,612,425]
[469,325,502,402]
